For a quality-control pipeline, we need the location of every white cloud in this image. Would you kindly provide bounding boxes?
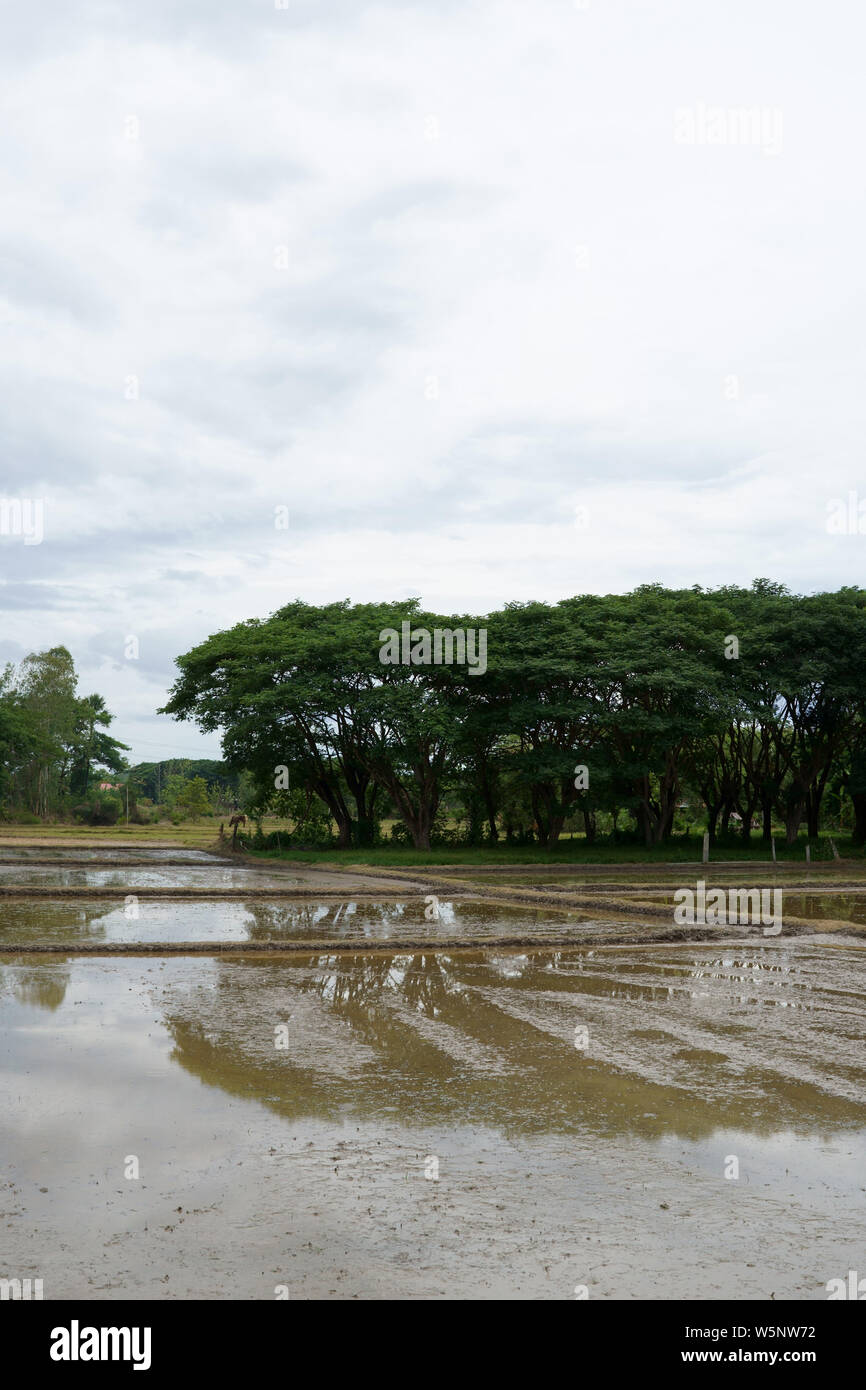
[1,0,865,757]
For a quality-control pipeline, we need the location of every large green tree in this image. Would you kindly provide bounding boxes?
[160,583,866,851]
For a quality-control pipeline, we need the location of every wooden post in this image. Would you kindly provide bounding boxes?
[771,837,776,863]
[806,843,811,864]
[702,831,709,864]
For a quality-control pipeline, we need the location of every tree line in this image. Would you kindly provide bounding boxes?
[0,647,128,819]
[161,580,866,850]
[0,647,240,824]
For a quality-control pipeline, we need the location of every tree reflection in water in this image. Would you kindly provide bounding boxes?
[0,958,73,1011]
[243,900,458,941]
[0,899,116,947]
[159,944,866,1142]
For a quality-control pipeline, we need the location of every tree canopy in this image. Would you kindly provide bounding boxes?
[0,647,128,819]
[161,582,866,849]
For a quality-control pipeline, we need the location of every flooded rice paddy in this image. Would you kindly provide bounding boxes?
[0,866,307,889]
[1,843,864,1300]
[0,897,595,947]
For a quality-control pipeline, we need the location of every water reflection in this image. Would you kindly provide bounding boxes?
[0,897,581,946]
[156,943,866,1142]
[7,961,72,1011]
[245,899,505,940]
[0,866,294,888]
[0,899,116,945]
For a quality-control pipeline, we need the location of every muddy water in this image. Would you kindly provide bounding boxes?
[530,885,866,929]
[2,844,864,1300]
[0,897,592,946]
[0,866,305,889]
[441,867,866,890]
[631,889,866,928]
[1,941,864,1299]
[771,893,866,925]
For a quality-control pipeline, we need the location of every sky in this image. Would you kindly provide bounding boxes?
[1,0,865,763]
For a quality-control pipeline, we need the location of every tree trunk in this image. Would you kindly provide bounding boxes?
[761,797,773,842]
[407,820,431,850]
[313,779,353,849]
[637,779,654,847]
[530,789,546,844]
[785,800,805,846]
[344,770,380,847]
[354,815,375,847]
[806,773,829,839]
[387,782,437,850]
[738,800,757,842]
[478,759,499,843]
[544,815,565,849]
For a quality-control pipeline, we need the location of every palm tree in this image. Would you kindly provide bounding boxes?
[70,694,129,798]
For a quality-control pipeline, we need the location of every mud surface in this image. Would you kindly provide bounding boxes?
[1,841,864,1301]
[1,942,864,1299]
[0,867,309,889]
[0,897,583,947]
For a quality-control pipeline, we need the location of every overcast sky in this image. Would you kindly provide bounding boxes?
[1,0,864,762]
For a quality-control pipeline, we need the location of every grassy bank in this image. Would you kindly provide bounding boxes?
[242,833,856,868]
[0,822,858,868]
[0,822,220,848]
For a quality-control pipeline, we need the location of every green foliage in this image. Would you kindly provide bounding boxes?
[73,791,123,826]
[0,648,128,820]
[173,776,211,821]
[130,758,240,805]
[160,583,866,851]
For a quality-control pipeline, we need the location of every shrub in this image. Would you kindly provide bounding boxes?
[73,792,122,826]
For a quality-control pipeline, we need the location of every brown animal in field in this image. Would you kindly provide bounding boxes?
[228,812,246,849]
